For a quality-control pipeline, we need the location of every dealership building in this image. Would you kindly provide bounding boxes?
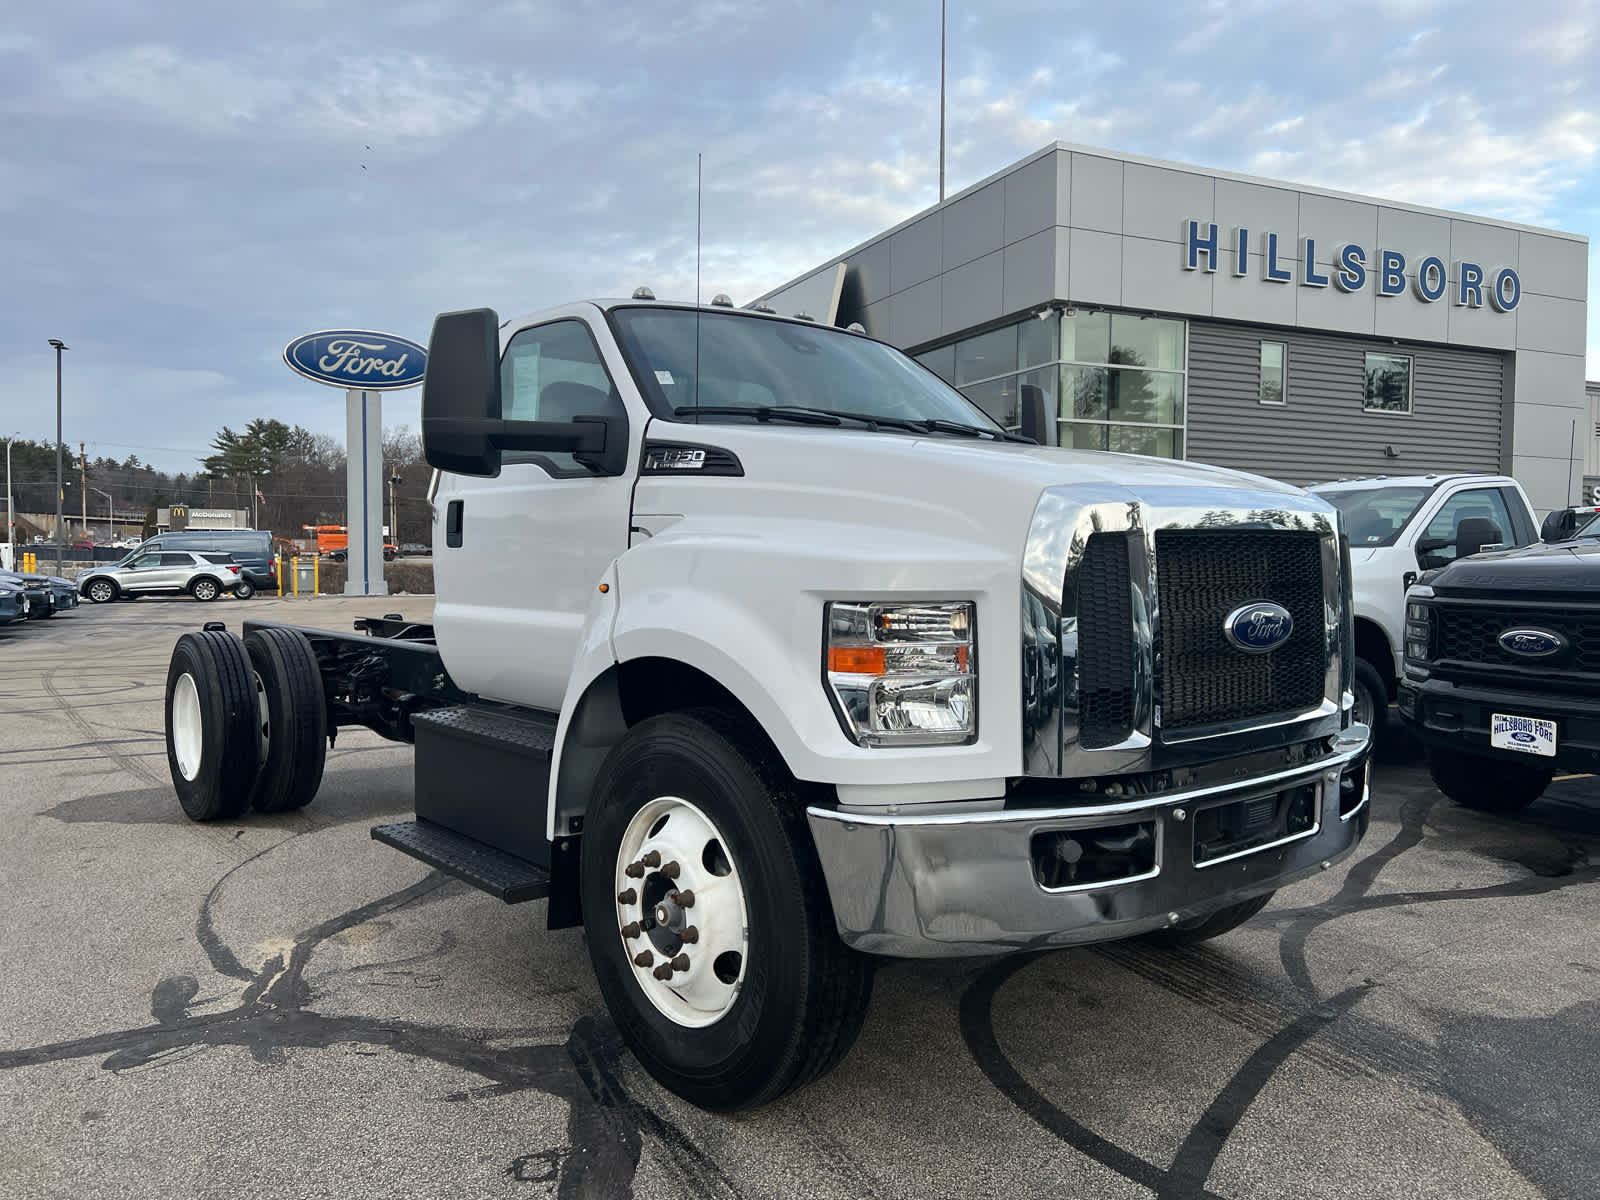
[756,143,1590,515]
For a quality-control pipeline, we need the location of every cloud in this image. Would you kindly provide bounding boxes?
[0,0,1594,469]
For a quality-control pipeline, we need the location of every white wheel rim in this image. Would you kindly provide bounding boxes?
[615,795,749,1028]
[252,671,270,762]
[172,673,204,782]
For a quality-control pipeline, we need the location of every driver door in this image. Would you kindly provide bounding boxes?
[432,309,639,712]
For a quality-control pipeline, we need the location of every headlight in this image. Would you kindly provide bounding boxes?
[824,601,976,745]
[0,587,13,597]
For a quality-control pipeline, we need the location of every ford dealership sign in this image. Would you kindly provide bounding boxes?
[283,329,427,390]
[1181,220,1520,312]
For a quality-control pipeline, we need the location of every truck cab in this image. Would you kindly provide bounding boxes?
[1310,474,1538,740]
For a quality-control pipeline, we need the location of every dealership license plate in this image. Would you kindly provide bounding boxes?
[1490,713,1557,758]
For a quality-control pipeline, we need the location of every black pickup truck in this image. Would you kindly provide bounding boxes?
[1399,539,1600,811]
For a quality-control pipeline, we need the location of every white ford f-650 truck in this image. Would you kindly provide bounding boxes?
[161,295,1371,1110]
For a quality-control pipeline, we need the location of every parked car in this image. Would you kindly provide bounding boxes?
[398,542,431,556]
[0,571,57,618]
[0,582,29,624]
[1308,473,1539,747]
[122,529,275,596]
[78,550,241,603]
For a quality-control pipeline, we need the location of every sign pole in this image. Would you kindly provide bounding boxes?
[344,389,387,596]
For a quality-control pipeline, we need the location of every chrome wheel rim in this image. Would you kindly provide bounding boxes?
[89,580,112,602]
[195,580,217,600]
[614,796,749,1028]
[172,673,204,782]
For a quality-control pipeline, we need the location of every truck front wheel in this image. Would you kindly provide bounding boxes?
[1429,750,1552,812]
[581,709,873,1111]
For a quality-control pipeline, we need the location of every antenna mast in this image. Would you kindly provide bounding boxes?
[939,0,946,201]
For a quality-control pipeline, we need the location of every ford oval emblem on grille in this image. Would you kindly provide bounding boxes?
[1497,627,1567,659]
[1224,602,1294,654]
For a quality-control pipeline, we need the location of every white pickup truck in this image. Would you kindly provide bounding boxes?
[161,295,1371,1109]
[1309,474,1539,742]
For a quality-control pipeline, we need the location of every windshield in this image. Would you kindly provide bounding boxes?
[608,307,1002,431]
[1313,485,1434,547]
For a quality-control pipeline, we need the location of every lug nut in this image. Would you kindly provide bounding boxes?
[617,888,637,905]
[642,850,661,868]
[621,921,641,939]
[674,889,695,909]
[671,953,690,972]
[661,860,681,879]
[653,963,675,980]
[624,861,645,879]
[633,950,654,968]
[679,925,699,944]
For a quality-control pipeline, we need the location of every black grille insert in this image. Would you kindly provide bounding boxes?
[1077,533,1136,748]
[1156,529,1326,732]
[1434,604,1600,671]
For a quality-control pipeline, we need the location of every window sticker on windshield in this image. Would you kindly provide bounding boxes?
[655,370,675,385]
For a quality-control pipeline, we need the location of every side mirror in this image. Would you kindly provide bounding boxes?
[1018,383,1050,446]
[422,307,620,477]
[423,308,506,476]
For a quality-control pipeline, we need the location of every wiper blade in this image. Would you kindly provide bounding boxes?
[673,405,841,426]
[815,409,1035,443]
[919,418,1035,444]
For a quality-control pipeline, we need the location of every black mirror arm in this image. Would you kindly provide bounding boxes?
[490,419,605,453]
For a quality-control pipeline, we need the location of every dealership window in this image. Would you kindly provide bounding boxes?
[930,309,1186,460]
[1364,352,1412,414]
[1259,342,1286,405]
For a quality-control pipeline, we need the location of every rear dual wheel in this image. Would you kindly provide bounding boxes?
[581,710,874,1111]
[165,627,327,821]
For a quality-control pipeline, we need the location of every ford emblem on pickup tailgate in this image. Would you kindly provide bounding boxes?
[1224,601,1294,654]
[1497,627,1567,659]
[283,329,427,391]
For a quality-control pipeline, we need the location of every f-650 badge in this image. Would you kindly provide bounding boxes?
[644,447,707,471]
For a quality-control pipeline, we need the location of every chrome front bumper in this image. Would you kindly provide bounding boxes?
[806,727,1370,958]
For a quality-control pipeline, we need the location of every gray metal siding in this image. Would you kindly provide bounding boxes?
[1185,321,1506,486]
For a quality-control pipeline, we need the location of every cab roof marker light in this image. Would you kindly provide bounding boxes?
[632,286,656,300]
[710,293,734,307]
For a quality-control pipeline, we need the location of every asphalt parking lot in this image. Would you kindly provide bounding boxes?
[3,597,1598,1199]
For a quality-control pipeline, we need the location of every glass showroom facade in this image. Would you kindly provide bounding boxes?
[915,310,1188,459]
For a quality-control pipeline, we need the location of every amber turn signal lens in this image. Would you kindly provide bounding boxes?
[828,646,886,674]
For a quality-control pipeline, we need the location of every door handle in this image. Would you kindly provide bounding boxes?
[446,500,464,548]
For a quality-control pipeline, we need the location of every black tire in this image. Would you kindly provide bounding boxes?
[1429,750,1552,813]
[1142,891,1276,947]
[165,630,260,821]
[244,628,327,813]
[581,709,874,1111]
[85,578,118,604]
[190,576,221,602]
[1352,655,1388,752]
[233,580,256,600]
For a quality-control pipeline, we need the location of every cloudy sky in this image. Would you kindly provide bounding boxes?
[1,0,1595,474]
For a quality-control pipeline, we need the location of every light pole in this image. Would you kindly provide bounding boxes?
[48,339,68,574]
[91,487,113,543]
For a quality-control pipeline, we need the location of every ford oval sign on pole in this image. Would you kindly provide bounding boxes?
[283,330,427,391]
[284,328,426,598]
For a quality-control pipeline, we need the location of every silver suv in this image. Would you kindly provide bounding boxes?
[79,550,241,603]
